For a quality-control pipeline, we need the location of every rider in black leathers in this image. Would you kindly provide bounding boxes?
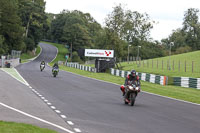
[52,62,59,71]
[120,70,140,101]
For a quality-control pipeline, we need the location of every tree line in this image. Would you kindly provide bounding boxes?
[1,1,200,62]
[162,8,200,54]
[0,0,46,55]
[45,4,165,62]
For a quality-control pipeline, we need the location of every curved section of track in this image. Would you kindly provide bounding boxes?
[17,42,200,133]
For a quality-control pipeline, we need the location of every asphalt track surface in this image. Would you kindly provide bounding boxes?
[16,42,200,133]
[0,69,72,133]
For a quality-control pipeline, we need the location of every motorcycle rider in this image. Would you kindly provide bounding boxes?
[52,62,59,72]
[120,70,140,102]
[40,60,45,69]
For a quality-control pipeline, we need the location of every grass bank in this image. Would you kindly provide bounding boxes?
[20,46,41,63]
[45,41,200,104]
[0,121,57,133]
[40,41,69,64]
[119,51,200,78]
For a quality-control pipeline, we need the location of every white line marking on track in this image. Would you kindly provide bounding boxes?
[67,121,74,125]
[0,102,75,133]
[13,68,30,86]
[0,68,29,86]
[47,103,52,105]
[51,106,56,109]
[55,110,61,113]
[142,91,200,106]
[44,100,48,102]
[41,97,45,99]
[61,115,66,118]
[74,128,81,132]
[29,86,32,89]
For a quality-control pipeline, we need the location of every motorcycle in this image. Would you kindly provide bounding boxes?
[40,64,45,71]
[121,81,141,106]
[52,68,59,77]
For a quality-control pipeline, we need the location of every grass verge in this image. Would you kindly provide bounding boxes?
[20,46,41,63]
[0,121,57,133]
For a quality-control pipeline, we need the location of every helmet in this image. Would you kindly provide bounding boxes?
[131,70,136,77]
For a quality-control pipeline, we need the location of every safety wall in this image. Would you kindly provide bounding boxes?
[173,77,200,89]
[66,62,96,73]
[110,68,167,85]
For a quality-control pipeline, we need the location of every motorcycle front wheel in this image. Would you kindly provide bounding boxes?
[130,93,136,106]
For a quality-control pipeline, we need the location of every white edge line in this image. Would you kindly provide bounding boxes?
[61,68,200,106]
[0,68,29,87]
[142,91,200,106]
[13,68,29,86]
[21,44,42,65]
[49,45,58,64]
[0,102,75,133]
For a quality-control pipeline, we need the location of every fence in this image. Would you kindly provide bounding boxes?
[66,62,96,73]
[110,68,167,85]
[173,77,200,89]
[120,57,200,73]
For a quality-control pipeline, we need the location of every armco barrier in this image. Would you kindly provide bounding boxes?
[173,77,200,89]
[111,68,167,85]
[66,62,96,73]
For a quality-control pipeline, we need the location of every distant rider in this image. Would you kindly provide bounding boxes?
[120,70,140,101]
[52,62,59,71]
[40,60,45,68]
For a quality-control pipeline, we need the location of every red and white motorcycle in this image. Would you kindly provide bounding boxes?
[120,80,141,106]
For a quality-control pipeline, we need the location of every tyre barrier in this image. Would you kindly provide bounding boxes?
[173,77,200,89]
[110,68,167,85]
[66,62,96,73]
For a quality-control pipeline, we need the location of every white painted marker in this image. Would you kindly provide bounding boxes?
[0,102,75,133]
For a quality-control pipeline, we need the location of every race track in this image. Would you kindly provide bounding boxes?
[16,42,200,133]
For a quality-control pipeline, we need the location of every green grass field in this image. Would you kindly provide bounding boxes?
[0,121,57,133]
[119,51,200,78]
[45,41,200,104]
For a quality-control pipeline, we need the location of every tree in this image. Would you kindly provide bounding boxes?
[105,4,154,44]
[0,0,25,53]
[162,8,200,53]
[51,10,102,52]
[18,0,47,51]
[105,4,156,59]
[182,8,200,50]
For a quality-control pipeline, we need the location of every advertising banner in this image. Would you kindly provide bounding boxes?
[85,49,114,58]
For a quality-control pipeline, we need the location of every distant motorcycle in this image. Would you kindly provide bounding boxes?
[121,81,141,106]
[40,64,45,71]
[52,68,59,77]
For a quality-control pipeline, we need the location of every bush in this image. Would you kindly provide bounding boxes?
[24,38,35,52]
[175,46,192,54]
[72,51,84,64]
